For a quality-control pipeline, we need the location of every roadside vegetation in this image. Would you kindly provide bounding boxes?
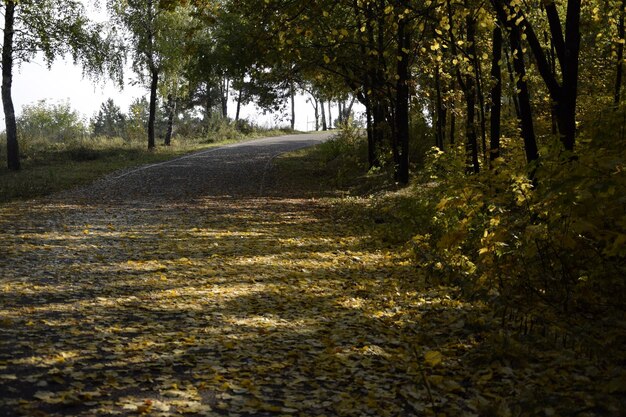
[0,99,296,203]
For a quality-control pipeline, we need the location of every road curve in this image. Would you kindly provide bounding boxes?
[67,131,334,203]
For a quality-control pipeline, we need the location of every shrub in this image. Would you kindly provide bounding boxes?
[407,127,626,355]
[18,100,87,142]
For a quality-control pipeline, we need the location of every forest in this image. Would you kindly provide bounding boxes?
[1,0,625,416]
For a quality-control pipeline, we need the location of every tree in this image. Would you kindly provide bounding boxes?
[1,0,122,170]
[92,99,126,138]
[108,0,189,149]
[489,26,502,163]
[491,0,582,152]
[126,97,151,142]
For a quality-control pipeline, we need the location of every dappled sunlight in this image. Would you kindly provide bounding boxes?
[0,195,496,416]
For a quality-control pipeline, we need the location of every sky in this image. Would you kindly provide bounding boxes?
[10,58,324,132]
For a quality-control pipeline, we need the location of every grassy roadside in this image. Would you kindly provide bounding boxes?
[0,129,296,204]
[270,128,397,198]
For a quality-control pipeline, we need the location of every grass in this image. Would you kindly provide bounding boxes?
[271,127,397,198]
[0,127,298,204]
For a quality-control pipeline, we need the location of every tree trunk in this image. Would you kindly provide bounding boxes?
[475,55,488,162]
[345,95,356,120]
[235,88,242,123]
[555,0,581,151]
[509,23,539,164]
[313,98,319,130]
[148,68,159,150]
[220,77,229,118]
[395,13,410,184]
[503,46,521,119]
[449,100,456,145]
[337,101,343,125]
[320,98,327,130]
[490,26,502,164]
[365,97,377,168]
[290,82,295,130]
[464,14,480,174]
[373,99,386,168]
[446,0,457,147]
[615,0,626,106]
[327,101,332,129]
[2,0,19,170]
[492,0,580,151]
[164,94,175,146]
[435,63,446,150]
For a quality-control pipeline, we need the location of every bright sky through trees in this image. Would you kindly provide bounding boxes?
[4,1,334,131]
[9,54,328,131]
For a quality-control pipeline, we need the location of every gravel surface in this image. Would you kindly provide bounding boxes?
[60,132,333,203]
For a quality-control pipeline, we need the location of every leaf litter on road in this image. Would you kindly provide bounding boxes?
[0,195,489,416]
[1,141,624,416]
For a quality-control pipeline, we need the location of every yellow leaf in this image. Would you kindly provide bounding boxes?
[424,350,443,366]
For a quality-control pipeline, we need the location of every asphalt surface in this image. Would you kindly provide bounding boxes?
[69,132,334,203]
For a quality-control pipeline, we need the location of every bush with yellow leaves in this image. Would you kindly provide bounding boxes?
[409,119,626,356]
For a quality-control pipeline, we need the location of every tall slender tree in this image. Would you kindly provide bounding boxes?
[1,0,122,170]
[108,0,179,149]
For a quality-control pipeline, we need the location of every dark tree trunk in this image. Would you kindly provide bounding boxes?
[366,98,376,168]
[464,84,479,174]
[509,23,539,164]
[290,83,296,130]
[475,55,488,162]
[449,99,456,145]
[464,14,480,174]
[312,98,319,130]
[148,68,159,150]
[446,0,457,147]
[358,87,379,169]
[220,78,229,118]
[435,63,446,150]
[615,0,626,106]
[2,0,19,170]
[373,99,386,167]
[558,0,581,151]
[345,95,356,120]
[164,94,176,146]
[327,101,332,129]
[235,88,242,123]
[503,46,521,119]
[337,101,343,125]
[395,12,410,184]
[492,0,580,151]
[320,99,327,131]
[490,26,503,164]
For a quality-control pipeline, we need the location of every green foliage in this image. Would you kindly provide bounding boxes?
[92,99,126,138]
[125,97,152,142]
[17,100,87,143]
[318,123,367,186]
[12,0,123,81]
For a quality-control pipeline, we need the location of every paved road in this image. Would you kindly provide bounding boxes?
[71,132,333,202]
